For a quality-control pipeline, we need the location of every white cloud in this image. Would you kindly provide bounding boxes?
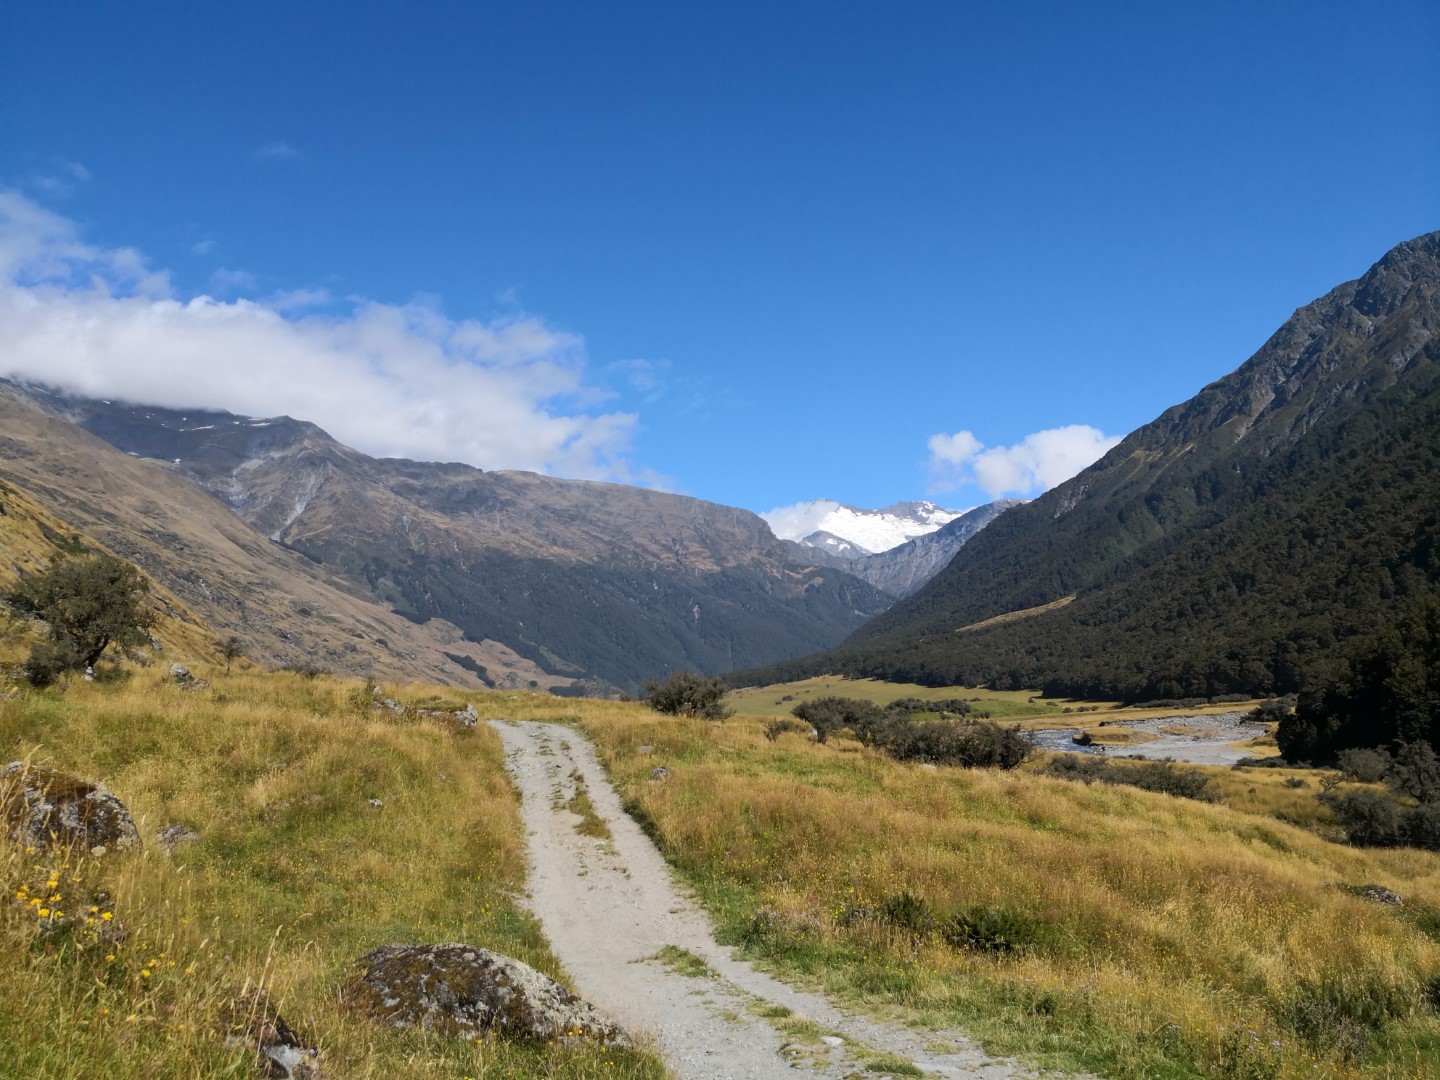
[0,190,644,482]
[759,498,844,541]
[927,424,1121,498]
[191,239,217,256]
[255,141,301,162]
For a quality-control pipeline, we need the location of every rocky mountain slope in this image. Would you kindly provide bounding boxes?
[0,383,565,689]
[780,500,1020,598]
[15,386,891,691]
[764,499,964,555]
[740,230,1440,699]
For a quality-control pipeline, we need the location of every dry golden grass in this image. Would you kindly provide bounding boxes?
[568,705,1440,1080]
[0,673,666,1080]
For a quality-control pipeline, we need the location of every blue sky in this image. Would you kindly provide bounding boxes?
[2,1,1436,520]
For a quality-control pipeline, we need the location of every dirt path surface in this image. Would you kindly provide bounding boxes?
[492,719,1046,1079]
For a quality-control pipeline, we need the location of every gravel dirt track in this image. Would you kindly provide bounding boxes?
[492,719,1052,1079]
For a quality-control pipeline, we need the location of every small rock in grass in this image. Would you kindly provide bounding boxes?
[649,767,670,780]
[1359,885,1403,905]
[821,1035,845,1048]
[156,823,201,851]
[367,798,383,810]
[221,988,321,1079]
[637,744,654,756]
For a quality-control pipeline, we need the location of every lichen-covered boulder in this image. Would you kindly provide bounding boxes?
[346,943,629,1046]
[1,762,139,854]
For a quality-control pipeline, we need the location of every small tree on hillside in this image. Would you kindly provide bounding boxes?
[220,634,245,675]
[644,670,732,720]
[4,554,156,686]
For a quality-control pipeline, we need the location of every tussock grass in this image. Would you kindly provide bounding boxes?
[571,705,1440,1079]
[0,673,666,1079]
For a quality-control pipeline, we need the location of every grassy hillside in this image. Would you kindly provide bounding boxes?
[571,704,1440,1079]
[0,672,665,1079]
[0,478,219,669]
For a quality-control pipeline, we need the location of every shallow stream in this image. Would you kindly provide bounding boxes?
[1022,711,1266,766]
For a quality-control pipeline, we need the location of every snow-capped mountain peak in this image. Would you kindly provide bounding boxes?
[761,498,968,556]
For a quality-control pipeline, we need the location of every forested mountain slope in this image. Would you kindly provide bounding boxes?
[740,231,1440,699]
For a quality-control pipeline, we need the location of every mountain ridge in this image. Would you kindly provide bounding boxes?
[14,385,894,691]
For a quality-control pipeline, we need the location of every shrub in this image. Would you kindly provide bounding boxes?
[878,891,936,937]
[1249,696,1297,724]
[1399,802,1440,849]
[1279,973,1411,1062]
[1042,755,1219,801]
[1387,741,1440,803]
[791,696,888,744]
[883,718,1031,769]
[20,640,83,688]
[763,718,811,742]
[643,670,732,720]
[942,905,1044,955]
[1321,787,1403,846]
[1336,747,1391,783]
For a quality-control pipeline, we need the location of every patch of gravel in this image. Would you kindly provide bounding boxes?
[1028,712,1266,766]
[491,719,1065,1079]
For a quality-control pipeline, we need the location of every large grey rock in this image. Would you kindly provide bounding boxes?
[346,943,629,1046]
[1,762,139,854]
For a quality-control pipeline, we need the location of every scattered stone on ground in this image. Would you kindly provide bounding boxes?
[220,989,322,1079]
[366,798,383,810]
[169,663,190,680]
[346,942,631,1046]
[1358,885,1404,905]
[156,823,201,851]
[1,761,139,854]
[650,766,670,780]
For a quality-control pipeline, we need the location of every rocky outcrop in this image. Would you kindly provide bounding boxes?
[1,762,139,854]
[346,943,629,1046]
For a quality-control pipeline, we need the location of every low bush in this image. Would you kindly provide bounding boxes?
[643,670,732,720]
[1320,787,1403,846]
[883,718,1030,768]
[1336,746,1391,783]
[942,905,1045,955]
[1278,972,1411,1062]
[877,891,935,937]
[1042,754,1219,801]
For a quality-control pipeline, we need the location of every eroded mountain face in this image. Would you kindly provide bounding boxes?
[17,388,891,691]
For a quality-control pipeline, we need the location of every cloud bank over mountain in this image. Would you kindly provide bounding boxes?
[0,190,645,483]
[927,424,1121,497]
